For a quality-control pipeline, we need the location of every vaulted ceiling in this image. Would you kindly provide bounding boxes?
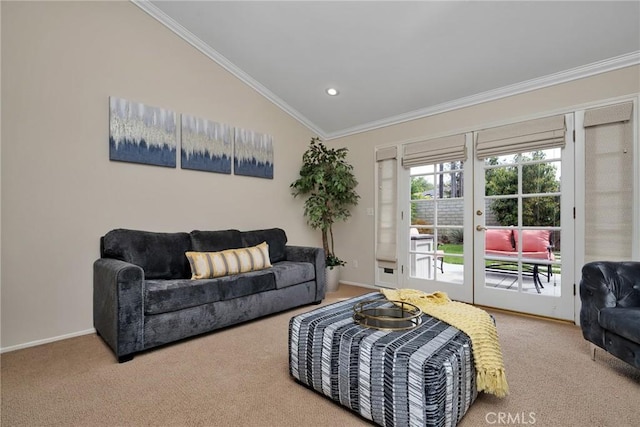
[136,1,640,139]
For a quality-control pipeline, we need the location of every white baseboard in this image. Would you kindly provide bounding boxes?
[338,280,379,290]
[1,328,96,354]
[0,283,375,353]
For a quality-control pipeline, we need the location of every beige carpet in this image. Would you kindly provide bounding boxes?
[2,285,639,426]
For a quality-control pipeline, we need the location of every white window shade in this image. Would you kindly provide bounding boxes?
[584,102,633,127]
[376,146,397,161]
[376,147,397,269]
[402,134,466,168]
[476,114,566,159]
[584,102,634,262]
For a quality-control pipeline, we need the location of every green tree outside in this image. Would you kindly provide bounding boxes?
[485,151,560,227]
[410,176,434,222]
[411,176,432,199]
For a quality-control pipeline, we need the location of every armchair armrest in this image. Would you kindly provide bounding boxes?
[285,246,326,301]
[93,258,145,361]
[579,261,640,347]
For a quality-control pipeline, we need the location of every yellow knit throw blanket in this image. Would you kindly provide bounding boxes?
[381,288,509,398]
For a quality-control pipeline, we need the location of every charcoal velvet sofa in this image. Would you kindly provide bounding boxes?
[579,261,640,369]
[94,228,325,362]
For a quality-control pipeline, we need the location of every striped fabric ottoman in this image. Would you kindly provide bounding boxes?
[289,292,477,427]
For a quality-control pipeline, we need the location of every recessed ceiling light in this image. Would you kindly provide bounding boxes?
[326,88,339,96]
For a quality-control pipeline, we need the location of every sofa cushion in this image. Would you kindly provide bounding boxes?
[241,228,287,263]
[599,307,640,345]
[185,242,272,279]
[101,229,192,279]
[190,229,243,252]
[144,269,277,315]
[270,261,315,289]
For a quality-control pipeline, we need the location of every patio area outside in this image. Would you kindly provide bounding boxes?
[410,255,562,297]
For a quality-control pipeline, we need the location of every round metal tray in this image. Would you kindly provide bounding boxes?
[353,297,422,331]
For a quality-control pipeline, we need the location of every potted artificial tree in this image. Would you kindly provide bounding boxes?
[290,137,360,292]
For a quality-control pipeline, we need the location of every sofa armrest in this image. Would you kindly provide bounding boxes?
[285,246,326,301]
[579,261,640,347]
[93,258,145,361]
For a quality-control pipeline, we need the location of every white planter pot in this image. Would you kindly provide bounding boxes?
[325,266,341,292]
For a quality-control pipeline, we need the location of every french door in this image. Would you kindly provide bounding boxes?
[400,134,474,303]
[473,113,575,320]
[399,115,575,320]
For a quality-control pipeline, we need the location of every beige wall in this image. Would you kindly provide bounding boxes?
[330,66,640,287]
[0,2,316,349]
[2,1,639,350]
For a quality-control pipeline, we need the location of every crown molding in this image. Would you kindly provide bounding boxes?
[324,51,640,140]
[131,0,326,138]
[132,1,638,141]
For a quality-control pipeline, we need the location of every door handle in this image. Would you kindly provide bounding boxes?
[476,225,487,231]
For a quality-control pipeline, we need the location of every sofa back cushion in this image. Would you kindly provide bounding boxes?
[190,229,243,252]
[101,229,192,279]
[241,228,287,263]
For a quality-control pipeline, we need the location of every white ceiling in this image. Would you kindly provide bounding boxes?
[137,1,640,139]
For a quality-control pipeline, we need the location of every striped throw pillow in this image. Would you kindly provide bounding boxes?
[185,242,272,279]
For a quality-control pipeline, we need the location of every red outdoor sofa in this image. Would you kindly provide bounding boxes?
[484,228,555,293]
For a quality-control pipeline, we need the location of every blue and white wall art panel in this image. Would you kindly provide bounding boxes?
[234,129,274,179]
[181,115,232,174]
[109,97,177,167]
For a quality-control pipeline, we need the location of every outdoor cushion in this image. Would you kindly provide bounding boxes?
[514,230,551,253]
[485,229,514,252]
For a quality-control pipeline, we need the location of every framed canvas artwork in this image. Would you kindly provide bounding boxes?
[234,129,274,179]
[109,97,177,167]
[181,115,232,174]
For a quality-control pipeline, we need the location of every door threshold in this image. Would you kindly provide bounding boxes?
[475,304,575,325]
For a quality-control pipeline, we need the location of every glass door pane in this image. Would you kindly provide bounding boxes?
[406,155,472,303]
[474,141,574,320]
